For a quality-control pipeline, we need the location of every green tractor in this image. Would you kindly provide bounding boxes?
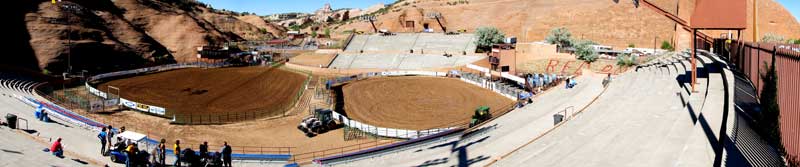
[469,106,492,128]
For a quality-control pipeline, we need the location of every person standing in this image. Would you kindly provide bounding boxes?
[173,140,181,167]
[124,142,134,167]
[221,142,232,167]
[51,137,63,158]
[98,127,107,155]
[199,141,209,159]
[159,139,166,166]
[150,145,162,167]
[106,125,115,152]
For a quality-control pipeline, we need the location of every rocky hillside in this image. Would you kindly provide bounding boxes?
[10,0,284,74]
[334,0,800,50]
[237,15,288,38]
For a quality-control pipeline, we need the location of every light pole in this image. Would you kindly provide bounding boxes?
[654,36,658,55]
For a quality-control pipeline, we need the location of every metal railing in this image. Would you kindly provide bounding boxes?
[721,40,800,158]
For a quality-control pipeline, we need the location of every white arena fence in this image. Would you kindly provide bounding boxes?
[324,70,524,139]
[85,62,232,117]
[331,111,456,139]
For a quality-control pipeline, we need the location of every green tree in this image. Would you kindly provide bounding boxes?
[545,27,573,49]
[311,31,317,38]
[574,40,598,63]
[628,43,636,48]
[758,61,783,156]
[289,25,301,31]
[660,41,674,51]
[761,33,785,43]
[474,26,505,50]
[324,28,331,38]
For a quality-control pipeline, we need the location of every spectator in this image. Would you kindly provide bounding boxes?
[113,137,125,151]
[106,125,115,151]
[40,111,49,122]
[565,78,571,89]
[150,145,162,167]
[199,141,209,159]
[221,142,232,167]
[98,127,107,155]
[159,139,166,165]
[125,143,133,167]
[174,140,181,167]
[51,137,63,158]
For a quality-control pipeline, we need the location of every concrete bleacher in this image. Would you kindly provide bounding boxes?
[343,33,477,54]
[328,53,484,70]
[491,51,783,166]
[317,50,783,166]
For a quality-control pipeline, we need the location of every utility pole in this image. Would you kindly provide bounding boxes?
[753,0,758,42]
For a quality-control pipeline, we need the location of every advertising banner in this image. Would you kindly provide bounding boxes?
[148,106,166,115]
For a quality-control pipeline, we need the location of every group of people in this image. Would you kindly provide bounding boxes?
[173,140,234,167]
[94,125,234,167]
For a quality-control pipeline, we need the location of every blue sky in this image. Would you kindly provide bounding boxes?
[776,0,800,22]
[198,0,799,22]
[197,0,396,15]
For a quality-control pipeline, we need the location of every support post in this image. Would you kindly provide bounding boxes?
[691,29,697,92]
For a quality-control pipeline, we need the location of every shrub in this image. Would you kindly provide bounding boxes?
[757,61,784,157]
[660,41,674,51]
[616,54,637,67]
[574,40,598,63]
[628,43,635,48]
[761,33,786,43]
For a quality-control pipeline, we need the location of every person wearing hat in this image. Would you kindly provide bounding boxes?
[51,137,63,158]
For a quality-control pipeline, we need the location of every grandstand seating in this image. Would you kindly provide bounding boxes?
[328,53,484,70]
[343,33,477,54]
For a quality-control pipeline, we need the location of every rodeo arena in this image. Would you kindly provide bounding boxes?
[3,0,800,167]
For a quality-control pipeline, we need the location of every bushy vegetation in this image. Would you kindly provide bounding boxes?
[660,41,674,51]
[573,40,598,63]
[628,43,636,48]
[756,61,786,163]
[474,26,505,51]
[289,25,301,31]
[616,54,637,67]
[761,33,786,43]
[788,39,800,45]
[546,27,573,49]
[446,0,470,5]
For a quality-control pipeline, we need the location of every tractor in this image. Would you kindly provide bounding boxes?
[297,109,338,137]
[469,106,492,128]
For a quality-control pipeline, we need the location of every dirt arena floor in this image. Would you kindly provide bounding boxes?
[66,83,393,157]
[98,66,306,116]
[288,52,337,68]
[342,76,515,130]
